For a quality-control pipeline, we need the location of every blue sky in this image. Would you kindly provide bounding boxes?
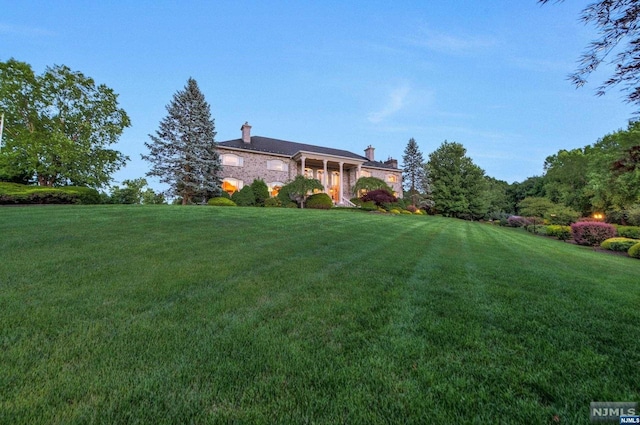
[2,0,636,189]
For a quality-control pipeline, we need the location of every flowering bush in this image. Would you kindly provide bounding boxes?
[571,222,616,246]
[507,216,530,227]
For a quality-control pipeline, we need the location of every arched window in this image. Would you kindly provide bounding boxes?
[222,178,243,195]
[268,182,284,197]
[221,154,243,167]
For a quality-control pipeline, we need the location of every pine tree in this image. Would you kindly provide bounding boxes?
[142,78,221,204]
[402,137,425,206]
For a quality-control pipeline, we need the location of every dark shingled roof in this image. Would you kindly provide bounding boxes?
[217,136,400,170]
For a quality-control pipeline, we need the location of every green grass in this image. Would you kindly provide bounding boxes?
[1,206,639,424]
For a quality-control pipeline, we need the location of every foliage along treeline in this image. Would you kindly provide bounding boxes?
[401,121,640,224]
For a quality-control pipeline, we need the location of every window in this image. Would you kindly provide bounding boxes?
[221,154,243,167]
[222,178,243,195]
[267,159,288,171]
[304,168,313,179]
[268,182,283,197]
[386,174,398,183]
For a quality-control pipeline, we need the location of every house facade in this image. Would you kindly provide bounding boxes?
[217,123,403,205]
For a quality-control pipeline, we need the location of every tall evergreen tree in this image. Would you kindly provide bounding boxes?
[402,137,425,206]
[143,78,221,204]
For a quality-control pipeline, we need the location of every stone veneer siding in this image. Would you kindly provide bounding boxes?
[218,146,403,199]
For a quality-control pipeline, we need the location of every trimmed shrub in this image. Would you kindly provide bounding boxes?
[406,205,417,213]
[0,182,101,204]
[390,209,401,214]
[264,197,280,207]
[250,179,269,206]
[306,193,333,209]
[231,186,255,206]
[600,237,640,252]
[360,189,397,207]
[400,209,412,215]
[616,226,640,239]
[546,225,571,241]
[629,242,640,259]
[571,222,616,246]
[208,197,237,206]
[360,201,377,211]
[414,209,425,215]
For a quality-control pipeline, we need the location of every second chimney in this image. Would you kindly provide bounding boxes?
[364,145,375,161]
[241,122,252,144]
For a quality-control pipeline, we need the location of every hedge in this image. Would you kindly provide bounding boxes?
[616,226,640,239]
[0,182,101,204]
[629,242,640,259]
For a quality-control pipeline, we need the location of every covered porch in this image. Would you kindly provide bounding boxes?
[293,151,366,205]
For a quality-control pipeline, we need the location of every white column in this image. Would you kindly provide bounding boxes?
[339,162,344,205]
[357,164,361,180]
[323,159,328,192]
[300,156,306,176]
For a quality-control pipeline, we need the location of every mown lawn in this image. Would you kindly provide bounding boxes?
[0,205,639,424]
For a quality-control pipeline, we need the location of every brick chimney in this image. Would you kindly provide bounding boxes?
[384,157,398,169]
[364,145,375,161]
[241,122,252,144]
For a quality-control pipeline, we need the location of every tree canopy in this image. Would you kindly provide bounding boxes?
[0,59,130,187]
[540,0,640,110]
[427,141,488,219]
[143,78,221,204]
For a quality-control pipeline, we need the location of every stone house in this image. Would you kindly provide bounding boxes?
[217,122,403,205]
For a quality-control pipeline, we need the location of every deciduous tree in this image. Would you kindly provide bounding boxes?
[0,59,130,187]
[143,78,221,204]
[539,0,640,109]
[427,141,488,219]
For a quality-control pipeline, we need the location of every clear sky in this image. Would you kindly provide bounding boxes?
[2,1,637,189]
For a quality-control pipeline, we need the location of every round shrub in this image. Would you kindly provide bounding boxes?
[406,205,417,213]
[390,208,401,214]
[414,209,424,215]
[264,197,280,207]
[571,221,616,246]
[400,209,412,215]
[231,186,255,206]
[628,242,640,258]
[306,193,333,209]
[208,197,236,206]
[600,237,640,252]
